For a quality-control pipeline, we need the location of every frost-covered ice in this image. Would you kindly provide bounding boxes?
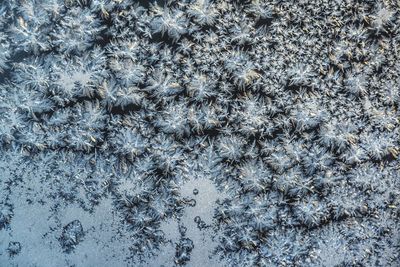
[0,0,399,266]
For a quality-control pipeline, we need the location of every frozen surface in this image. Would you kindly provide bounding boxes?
[0,0,399,266]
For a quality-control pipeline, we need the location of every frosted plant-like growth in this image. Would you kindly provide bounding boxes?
[0,0,399,266]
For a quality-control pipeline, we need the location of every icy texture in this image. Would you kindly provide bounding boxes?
[0,0,399,266]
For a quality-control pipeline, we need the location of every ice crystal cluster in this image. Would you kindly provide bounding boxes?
[0,0,399,266]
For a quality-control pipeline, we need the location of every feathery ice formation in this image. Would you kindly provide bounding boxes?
[0,0,399,266]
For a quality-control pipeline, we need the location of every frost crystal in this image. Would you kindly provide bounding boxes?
[0,0,399,266]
